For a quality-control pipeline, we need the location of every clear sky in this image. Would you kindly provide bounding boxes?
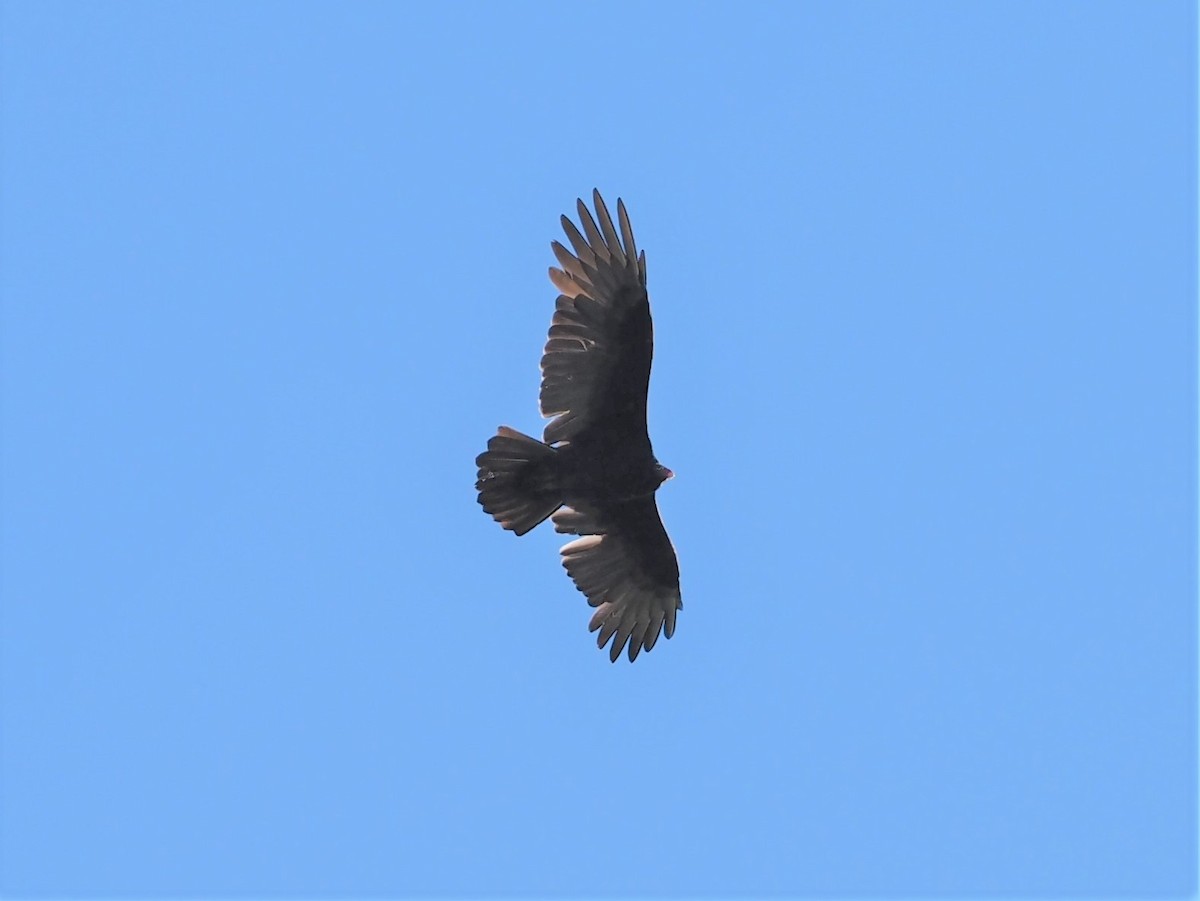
[1,1,1195,897]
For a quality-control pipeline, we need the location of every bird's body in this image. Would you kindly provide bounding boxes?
[475,191,681,662]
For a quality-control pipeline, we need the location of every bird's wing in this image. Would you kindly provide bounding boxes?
[540,190,653,450]
[553,498,682,662]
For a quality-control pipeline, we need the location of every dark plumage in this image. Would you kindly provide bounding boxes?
[475,190,681,662]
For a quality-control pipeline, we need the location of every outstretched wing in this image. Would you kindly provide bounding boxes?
[553,499,682,663]
[540,190,653,450]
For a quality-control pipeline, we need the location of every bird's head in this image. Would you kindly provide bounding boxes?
[656,462,674,485]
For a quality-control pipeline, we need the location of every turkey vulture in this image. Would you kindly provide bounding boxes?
[475,190,681,662]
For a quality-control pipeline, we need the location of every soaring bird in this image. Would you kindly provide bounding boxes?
[475,190,681,662]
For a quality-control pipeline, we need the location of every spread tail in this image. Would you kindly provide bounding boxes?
[475,427,561,535]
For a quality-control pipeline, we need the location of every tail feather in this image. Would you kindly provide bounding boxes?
[475,427,561,535]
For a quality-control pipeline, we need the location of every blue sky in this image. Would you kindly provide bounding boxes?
[1,1,1195,896]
